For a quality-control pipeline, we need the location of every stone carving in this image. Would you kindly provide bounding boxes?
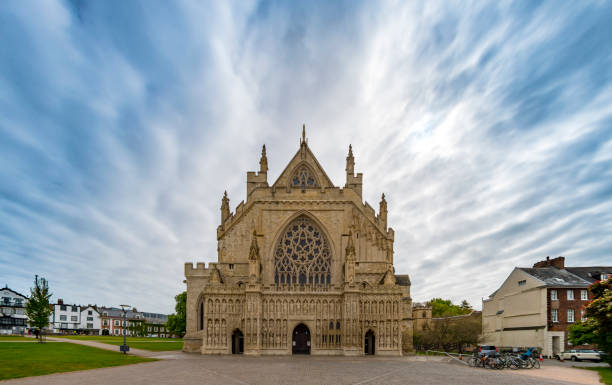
[184,128,412,356]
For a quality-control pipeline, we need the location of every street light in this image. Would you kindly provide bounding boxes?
[119,304,130,354]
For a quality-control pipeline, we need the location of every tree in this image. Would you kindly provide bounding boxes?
[166,291,186,337]
[428,298,472,317]
[568,277,612,365]
[25,275,52,343]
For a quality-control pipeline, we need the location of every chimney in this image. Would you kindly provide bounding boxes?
[58,298,63,305]
[533,256,565,269]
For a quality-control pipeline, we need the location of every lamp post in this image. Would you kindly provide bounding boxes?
[119,304,130,354]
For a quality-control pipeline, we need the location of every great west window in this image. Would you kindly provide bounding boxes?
[274,216,331,286]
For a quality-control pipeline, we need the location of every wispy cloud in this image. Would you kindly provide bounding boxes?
[1,1,611,312]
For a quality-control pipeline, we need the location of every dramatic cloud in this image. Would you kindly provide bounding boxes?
[1,1,611,312]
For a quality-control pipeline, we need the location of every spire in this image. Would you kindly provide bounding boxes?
[379,193,387,229]
[249,230,260,261]
[221,191,230,224]
[249,230,261,283]
[300,124,307,146]
[259,144,268,173]
[345,230,356,260]
[346,144,355,175]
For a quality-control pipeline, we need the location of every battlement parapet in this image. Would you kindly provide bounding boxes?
[185,262,211,277]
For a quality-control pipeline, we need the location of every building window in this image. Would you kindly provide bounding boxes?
[518,280,526,286]
[72,306,78,312]
[71,316,78,322]
[154,327,158,332]
[88,310,92,315]
[114,329,120,335]
[273,215,331,286]
[551,290,558,301]
[114,320,120,326]
[567,290,574,300]
[568,309,575,323]
[87,317,93,321]
[60,315,67,321]
[291,165,318,189]
[551,309,558,323]
[87,323,94,329]
[103,320,108,326]
[60,305,67,311]
[229,264,234,270]
[580,309,585,320]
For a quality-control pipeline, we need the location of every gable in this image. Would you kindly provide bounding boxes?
[272,143,335,189]
[491,268,543,298]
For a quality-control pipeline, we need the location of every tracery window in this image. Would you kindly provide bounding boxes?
[274,216,331,286]
[291,165,317,189]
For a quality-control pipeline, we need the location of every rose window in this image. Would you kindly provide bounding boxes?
[274,216,331,286]
[291,166,317,189]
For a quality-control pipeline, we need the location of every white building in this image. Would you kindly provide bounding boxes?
[79,306,101,335]
[49,299,81,333]
[49,300,102,334]
[0,287,28,335]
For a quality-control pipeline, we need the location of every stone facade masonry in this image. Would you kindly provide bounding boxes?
[184,128,413,355]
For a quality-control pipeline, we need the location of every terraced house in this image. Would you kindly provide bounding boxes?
[482,256,611,357]
[184,128,413,356]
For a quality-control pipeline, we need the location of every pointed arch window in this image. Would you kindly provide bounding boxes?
[274,215,331,286]
[291,165,318,189]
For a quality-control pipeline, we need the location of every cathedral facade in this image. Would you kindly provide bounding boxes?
[184,127,413,355]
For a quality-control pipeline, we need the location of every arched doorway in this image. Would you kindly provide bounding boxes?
[102,329,109,336]
[232,329,244,354]
[292,324,310,354]
[364,330,375,355]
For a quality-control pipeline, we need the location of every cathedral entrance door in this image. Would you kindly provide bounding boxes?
[292,324,310,354]
[364,330,375,355]
[232,329,244,354]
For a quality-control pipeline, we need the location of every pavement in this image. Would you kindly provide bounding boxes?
[44,337,156,357]
[2,349,604,385]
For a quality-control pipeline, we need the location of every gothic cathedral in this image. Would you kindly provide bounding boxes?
[184,127,413,355]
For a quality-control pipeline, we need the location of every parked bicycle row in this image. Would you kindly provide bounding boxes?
[469,352,541,370]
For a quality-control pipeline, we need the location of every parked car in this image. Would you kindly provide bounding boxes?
[477,345,498,357]
[559,349,601,362]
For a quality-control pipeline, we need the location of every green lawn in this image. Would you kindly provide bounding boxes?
[0,342,156,380]
[54,335,183,351]
[582,367,612,385]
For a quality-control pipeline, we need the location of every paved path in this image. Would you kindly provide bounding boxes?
[44,337,156,357]
[1,353,602,385]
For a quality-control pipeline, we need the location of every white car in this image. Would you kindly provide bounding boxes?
[559,349,601,362]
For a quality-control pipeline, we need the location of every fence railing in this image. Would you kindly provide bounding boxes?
[425,350,469,366]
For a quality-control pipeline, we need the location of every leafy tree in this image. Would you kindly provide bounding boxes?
[413,313,481,352]
[460,300,472,311]
[428,298,472,317]
[568,277,612,365]
[166,291,186,337]
[25,275,52,343]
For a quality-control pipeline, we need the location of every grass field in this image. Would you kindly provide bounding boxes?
[0,342,156,380]
[55,335,183,351]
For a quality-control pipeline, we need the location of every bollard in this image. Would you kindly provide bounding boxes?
[459,353,462,360]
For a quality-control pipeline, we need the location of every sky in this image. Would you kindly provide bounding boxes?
[1,0,611,314]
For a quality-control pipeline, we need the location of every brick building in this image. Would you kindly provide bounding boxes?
[482,256,611,357]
